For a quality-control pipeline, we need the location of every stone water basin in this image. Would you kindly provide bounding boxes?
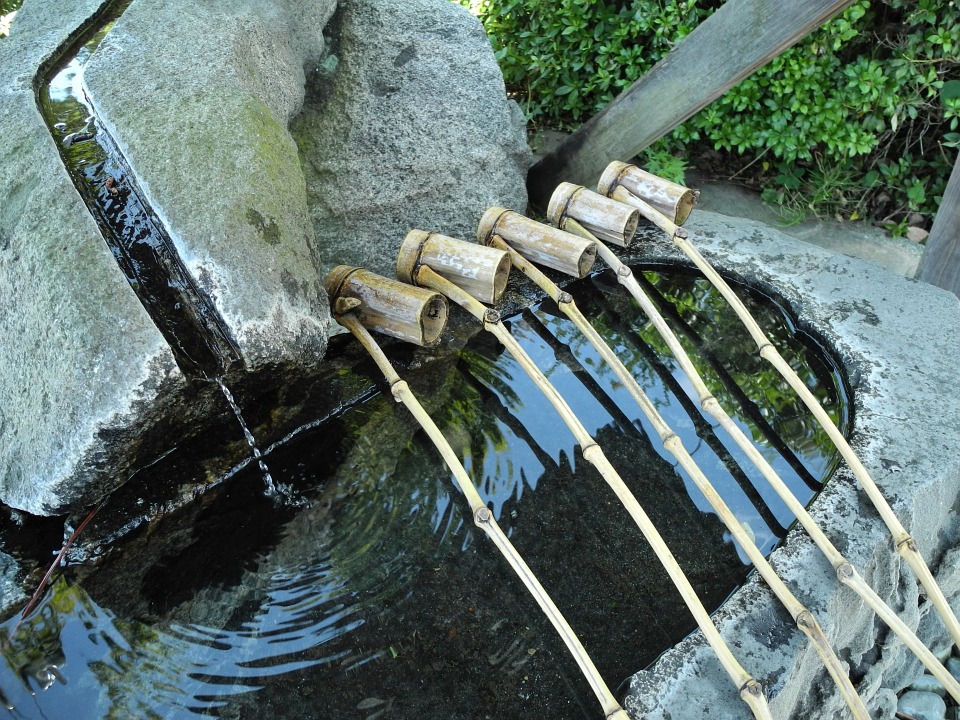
[622,215,960,719]
[0,250,847,719]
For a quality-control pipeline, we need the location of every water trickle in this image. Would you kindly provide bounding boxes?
[217,379,284,502]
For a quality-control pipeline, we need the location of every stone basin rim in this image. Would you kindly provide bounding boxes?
[622,211,960,719]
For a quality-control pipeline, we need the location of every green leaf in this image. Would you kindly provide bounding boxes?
[907,181,927,208]
[942,80,960,102]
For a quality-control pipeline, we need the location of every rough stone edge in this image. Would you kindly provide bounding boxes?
[292,0,532,280]
[621,211,960,718]
[81,0,334,372]
[0,0,197,516]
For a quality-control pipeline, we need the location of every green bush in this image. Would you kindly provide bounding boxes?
[0,0,21,19]
[463,0,960,225]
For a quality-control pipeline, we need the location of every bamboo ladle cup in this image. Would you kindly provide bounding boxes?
[479,206,870,719]
[323,265,630,720]
[597,163,960,652]
[551,180,960,699]
[396,230,773,720]
[598,161,699,226]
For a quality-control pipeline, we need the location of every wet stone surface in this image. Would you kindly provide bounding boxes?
[899,690,948,720]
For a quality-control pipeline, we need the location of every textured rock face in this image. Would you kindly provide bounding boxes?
[83,0,337,370]
[621,213,960,719]
[292,0,532,278]
[0,0,336,515]
[0,0,182,515]
[0,0,532,518]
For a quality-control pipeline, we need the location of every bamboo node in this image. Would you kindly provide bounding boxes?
[474,506,492,524]
[558,291,573,304]
[674,227,689,240]
[546,182,583,228]
[837,562,855,581]
[484,309,501,325]
[897,536,918,553]
[796,610,816,632]
[597,160,630,198]
[617,265,632,278]
[741,679,765,699]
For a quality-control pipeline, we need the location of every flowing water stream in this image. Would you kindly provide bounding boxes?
[216,378,308,507]
[35,0,239,379]
[216,379,281,498]
[35,0,300,513]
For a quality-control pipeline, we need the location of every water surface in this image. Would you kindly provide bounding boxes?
[0,267,848,719]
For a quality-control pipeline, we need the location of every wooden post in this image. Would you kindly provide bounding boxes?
[526,0,857,209]
[917,152,960,298]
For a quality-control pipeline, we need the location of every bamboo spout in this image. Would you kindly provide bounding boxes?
[404,246,773,720]
[598,161,699,225]
[611,192,960,651]
[558,211,960,704]
[490,226,869,719]
[325,266,631,720]
[396,229,510,305]
[477,207,597,278]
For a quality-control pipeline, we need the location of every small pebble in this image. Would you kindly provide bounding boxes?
[946,656,960,683]
[934,645,954,664]
[910,673,947,698]
[898,689,947,720]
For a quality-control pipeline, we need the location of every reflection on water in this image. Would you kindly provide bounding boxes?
[0,268,847,719]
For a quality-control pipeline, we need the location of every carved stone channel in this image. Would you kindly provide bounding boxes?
[35,0,239,379]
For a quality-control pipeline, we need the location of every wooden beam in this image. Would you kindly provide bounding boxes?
[527,0,857,209]
[917,152,960,298]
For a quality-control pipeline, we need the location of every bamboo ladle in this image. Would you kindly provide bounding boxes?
[396,230,773,720]
[477,207,870,719]
[597,162,960,652]
[551,179,960,699]
[323,265,631,720]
